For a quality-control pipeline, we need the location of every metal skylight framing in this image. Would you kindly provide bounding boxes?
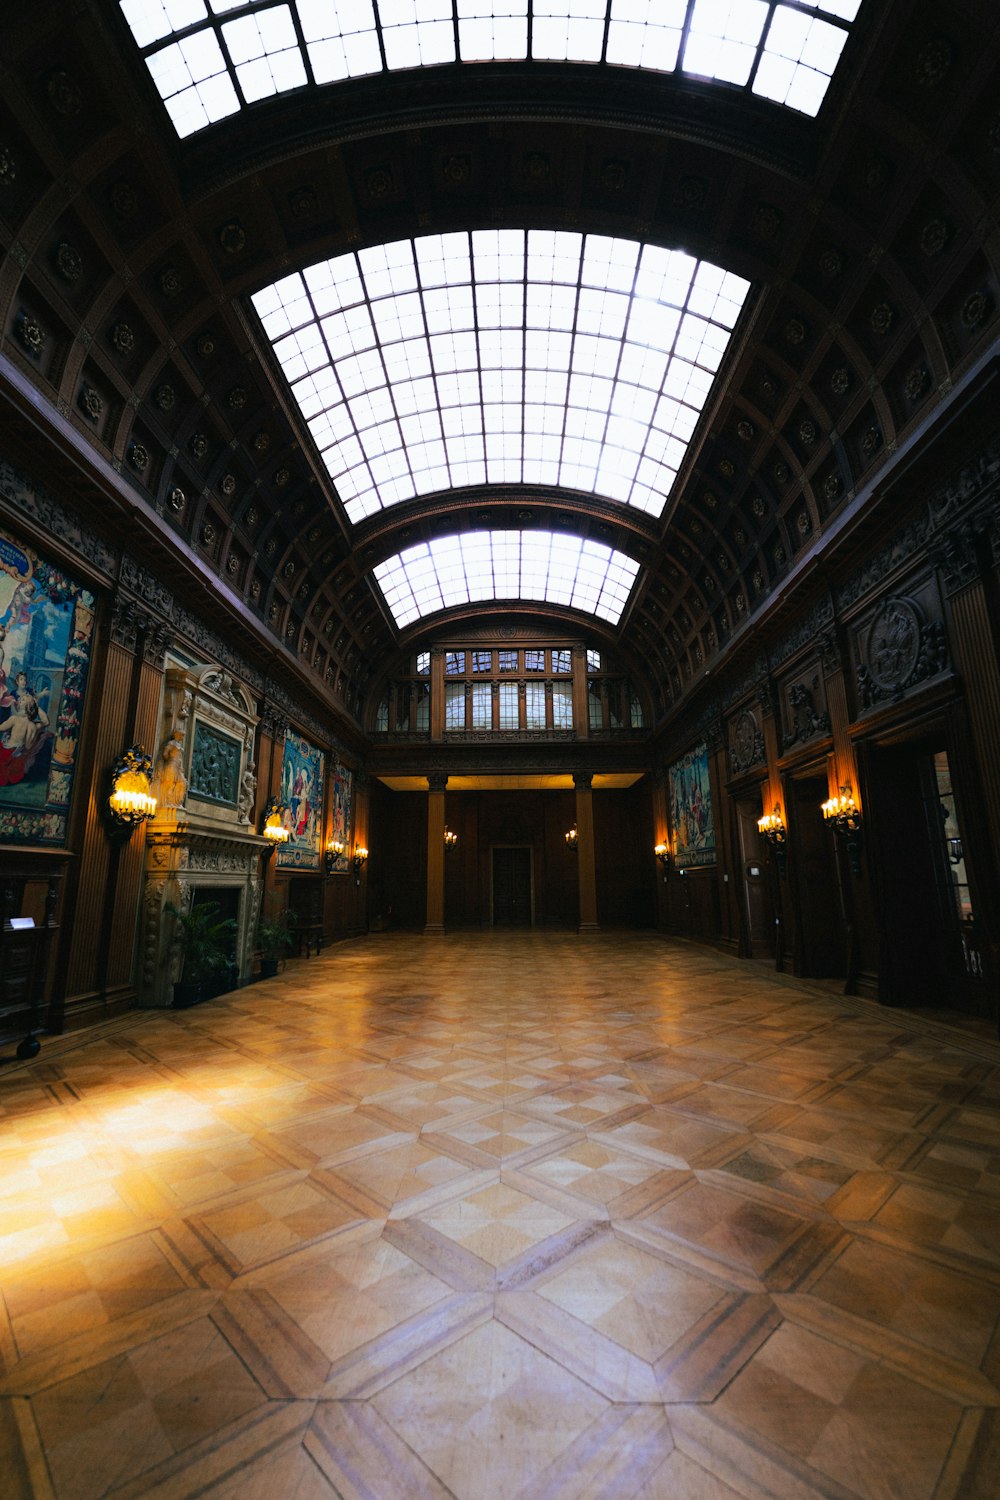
[120,0,862,137]
[251,230,751,523]
[373,530,641,628]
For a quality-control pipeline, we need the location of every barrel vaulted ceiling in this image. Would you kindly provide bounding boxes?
[1,0,999,738]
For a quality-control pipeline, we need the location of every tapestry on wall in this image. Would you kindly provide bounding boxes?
[668,743,716,867]
[0,530,95,846]
[276,730,324,870]
[326,757,353,874]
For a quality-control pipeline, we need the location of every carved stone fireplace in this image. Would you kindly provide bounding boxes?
[140,660,267,1008]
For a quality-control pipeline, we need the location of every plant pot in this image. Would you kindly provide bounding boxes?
[259,957,280,980]
[172,980,204,1009]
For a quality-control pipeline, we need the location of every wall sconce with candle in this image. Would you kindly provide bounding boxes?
[756,807,787,877]
[822,784,863,876]
[352,845,368,885]
[107,745,156,837]
[324,837,345,876]
[444,827,458,850]
[654,842,671,880]
[260,797,290,861]
[565,824,578,851]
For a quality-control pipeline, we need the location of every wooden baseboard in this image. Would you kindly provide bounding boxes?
[59,986,136,1033]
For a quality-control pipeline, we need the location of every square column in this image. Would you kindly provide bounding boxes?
[573,772,599,933]
[425,772,448,934]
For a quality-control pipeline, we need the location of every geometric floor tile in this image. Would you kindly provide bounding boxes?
[3,931,1000,1499]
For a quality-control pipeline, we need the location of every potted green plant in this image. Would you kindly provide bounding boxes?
[257,905,294,979]
[166,900,237,1008]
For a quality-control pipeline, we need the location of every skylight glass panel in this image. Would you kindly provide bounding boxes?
[532,0,605,62]
[146,28,240,135]
[606,0,686,72]
[123,1,862,134]
[381,0,457,70]
[298,0,382,83]
[457,0,528,60]
[252,229,751,523]
[373,531,640,627]
[121,0,207,47]
[753,3,849,116]
[223,6,307,102]
[683,0,770,87]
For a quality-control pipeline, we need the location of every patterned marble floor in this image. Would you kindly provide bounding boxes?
[2,932,999,1500]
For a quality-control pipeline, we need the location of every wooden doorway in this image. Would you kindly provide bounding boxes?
[865,742,986,1012]
[787,773,845,979]
[492,846,533,927]
[735,797,776,959]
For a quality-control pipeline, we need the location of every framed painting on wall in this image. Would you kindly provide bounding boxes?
[0,530,95,846]
[668,743,716,867]
[276,731,324,870]
[326,757,353,874]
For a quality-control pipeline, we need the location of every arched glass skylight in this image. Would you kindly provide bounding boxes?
[372,531,641,628]
[251,231,751,523]
[120,1,862,137]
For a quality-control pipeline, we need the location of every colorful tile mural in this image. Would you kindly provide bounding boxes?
[276,730,324,870]
[0,530,95,846]
[668,743,716,867]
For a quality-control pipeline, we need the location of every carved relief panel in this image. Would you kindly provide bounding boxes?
[849,574,950,715]
[779,661,831,752]
[727,704,765,778]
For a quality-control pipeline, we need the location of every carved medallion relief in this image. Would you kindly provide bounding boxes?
[852,584,950,712]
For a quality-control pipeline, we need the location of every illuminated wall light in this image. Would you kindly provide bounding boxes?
[107,746,157,835]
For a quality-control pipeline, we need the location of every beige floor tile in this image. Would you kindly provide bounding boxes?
[2,932,998,1499]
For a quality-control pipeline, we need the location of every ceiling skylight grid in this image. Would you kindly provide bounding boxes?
[373,531,641,627]
[120,0,862,136]
[251,230,751,523]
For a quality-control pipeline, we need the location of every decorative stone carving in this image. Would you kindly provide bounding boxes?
[16,312,45,355]
[217,220,246,255]
[855,595,949,708]
[729,706,765,776]
[818,247,843,279]
[961,290,989,328]
[870,302,894,336]
[111,321,135,354]
[905,364,929,400]
[109,179,138,218]
[237,762,257,823]
[784,677,831,747]
[46,70,83,116]
[79,384,102,421]
[157,731,187,815]
[914,36,953,88]
[110,593,143,651]
[55,241,82,281]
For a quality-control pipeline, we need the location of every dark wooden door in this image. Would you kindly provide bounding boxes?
[492,847,532,926]
[736,799,775,958]
[788,775,844,978]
